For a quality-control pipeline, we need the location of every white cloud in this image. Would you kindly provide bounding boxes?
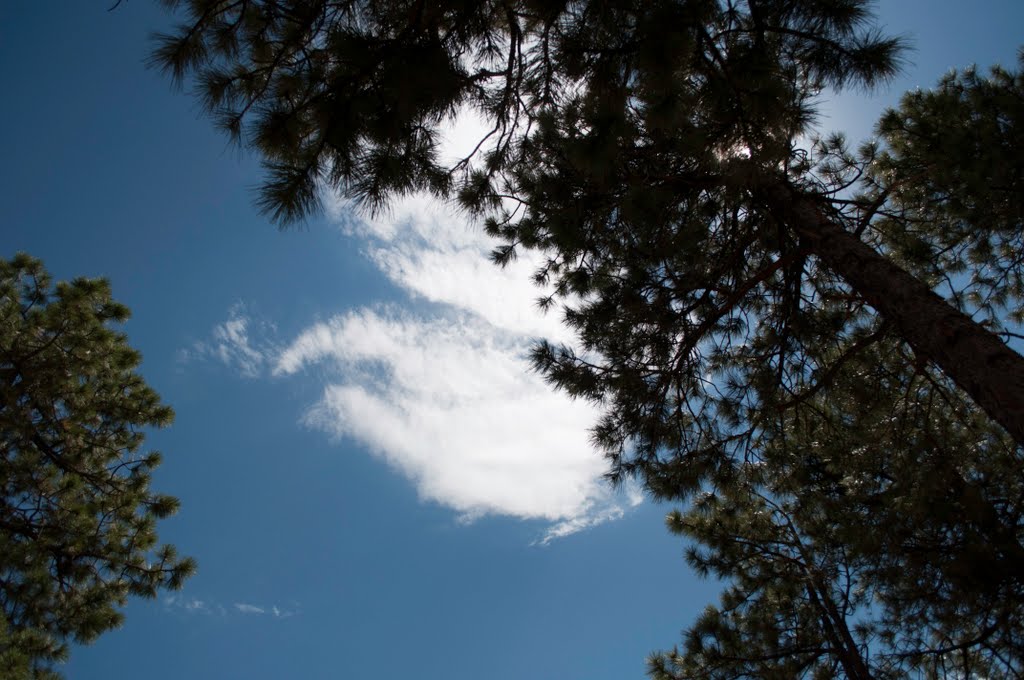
[182,303,276,378]
[164,594,296,619]
[280,192,637,541]
[539,484,645,545]
[275,308,621,529]
[195,188,636,541]
[326,191,574,345]
[234,603,265,615]
[164,595,209,613]
[234,602,297,618]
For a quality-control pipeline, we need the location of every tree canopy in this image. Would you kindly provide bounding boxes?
[648,61,1024,678]
[649,333,1023,678]
[152,0,1024,443]
[152,1,1023,676]
[0,254,194,678]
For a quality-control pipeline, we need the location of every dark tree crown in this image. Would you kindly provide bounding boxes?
[0,254,195,678]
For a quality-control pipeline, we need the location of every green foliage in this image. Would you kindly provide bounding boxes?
[648,338,1023,678]
[642,60,1024,679]
[869,53,1024,328]
[150,0,902,224]
[0,254,195,677]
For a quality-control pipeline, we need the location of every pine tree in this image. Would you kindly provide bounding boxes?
[869,56,1024,334]
[649,63,1024,676]
[647,335,1023,678]
[0,254,195,678]
[150,3,1024,675]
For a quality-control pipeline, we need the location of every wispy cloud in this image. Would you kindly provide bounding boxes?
[190,192,639,542]
[538,491,644,545]
[170,596,211,613]
[233,602,296,618]
[234,602,264,615]
[164,594,297,619]
[180,303,277,378]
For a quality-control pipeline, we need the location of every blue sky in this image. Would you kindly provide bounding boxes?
[1,2,1022,679]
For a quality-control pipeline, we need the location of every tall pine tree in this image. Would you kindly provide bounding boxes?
[0,254,194,678]
[646,61,1024,677]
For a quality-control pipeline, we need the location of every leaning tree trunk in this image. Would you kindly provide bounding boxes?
[759,179,1024,448]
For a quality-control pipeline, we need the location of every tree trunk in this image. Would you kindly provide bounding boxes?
[804,579,876,680]
[759,180,1024,447]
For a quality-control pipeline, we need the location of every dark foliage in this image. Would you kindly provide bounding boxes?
[0,254,194,678]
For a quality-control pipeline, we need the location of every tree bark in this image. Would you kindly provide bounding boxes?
[759,180,1024,447]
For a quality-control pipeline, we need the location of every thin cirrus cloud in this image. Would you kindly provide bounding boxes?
[190,191,641,543]
[233,602,293,617]
[163,595,296,619]
[180,303,277,378]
